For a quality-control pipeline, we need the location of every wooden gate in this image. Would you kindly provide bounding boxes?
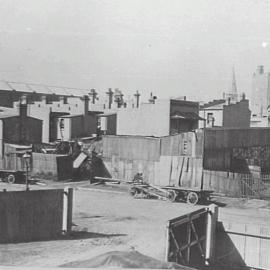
[165,205,218,269]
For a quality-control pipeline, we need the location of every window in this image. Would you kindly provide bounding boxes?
[207,113,214,125]
[59,119,65,129]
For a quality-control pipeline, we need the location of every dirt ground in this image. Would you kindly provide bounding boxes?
[0,181,270,267]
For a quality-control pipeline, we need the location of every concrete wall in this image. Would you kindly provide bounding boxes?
[0,189,73,243]
[117,99,170,137]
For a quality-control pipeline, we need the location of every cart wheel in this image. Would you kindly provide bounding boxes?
[186,192,199,205]
[7,174,16,184]
[167,190,177,202]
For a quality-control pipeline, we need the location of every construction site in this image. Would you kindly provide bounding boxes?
[1,120,270,269]
[1,1,270,269]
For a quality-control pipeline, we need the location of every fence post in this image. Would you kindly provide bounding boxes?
[165,221,170,262]
[62,187,73,234]
[205,204,218,265]
[67,188,73,232]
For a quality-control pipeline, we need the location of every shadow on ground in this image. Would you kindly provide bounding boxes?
[65,231,127,240]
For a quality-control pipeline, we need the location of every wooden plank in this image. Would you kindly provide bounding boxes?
[245,224,261,268]
[0,189,64,243]
[158,156,172,186]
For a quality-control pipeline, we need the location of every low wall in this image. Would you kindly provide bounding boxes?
[216,217,270,270]
[103,155,203,187]
[32,153,73,181]
[0,188,73,243]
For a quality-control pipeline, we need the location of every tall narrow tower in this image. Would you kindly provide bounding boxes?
[231,66,238,95]
[224,66,238,103]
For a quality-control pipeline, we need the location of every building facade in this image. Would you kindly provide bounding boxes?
[251,65,270,118]
[116,98,202,137]
[199,98,251,128]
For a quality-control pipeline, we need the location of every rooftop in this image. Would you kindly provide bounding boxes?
[0,81,90,97]
[200,99,226,109]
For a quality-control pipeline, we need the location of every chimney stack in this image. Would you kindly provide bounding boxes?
[149,92,157,104]
[19,103,28,118]
[83,95,89,116]
[59,96,65,105]
[106,88,114,109]
[20,95,27,105]
[89,89,98,104]
[134,90,140,108]
[41,95,47,104]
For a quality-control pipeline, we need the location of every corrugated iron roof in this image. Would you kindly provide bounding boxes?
[0,81,90,97]
[7,82,33,93]
[27,84,53,94]
[0,81,13,91]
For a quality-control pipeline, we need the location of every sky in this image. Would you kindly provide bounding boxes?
[0,0,270,102]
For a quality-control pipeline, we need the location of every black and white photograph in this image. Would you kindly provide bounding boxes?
[0,1,270,269]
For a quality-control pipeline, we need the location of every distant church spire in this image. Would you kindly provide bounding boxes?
[231,66,237,94]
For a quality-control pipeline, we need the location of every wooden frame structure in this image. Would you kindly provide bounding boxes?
[165,204,218,268]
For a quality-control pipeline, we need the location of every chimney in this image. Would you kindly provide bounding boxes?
[41,95,47,104]
[241,92,246,100]
[19,103,28,118]
[257,65,264,74]
[59,96,65,105]
[20,95,27,105]
[134,90,140,108]
[83,95,89,116]
[114,89,124,108]
[149,92,157,104]
[106,88,114,109]
[89,89,98,104]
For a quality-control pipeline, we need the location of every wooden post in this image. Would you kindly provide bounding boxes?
[67,188,73,232]
[62,187,73,234]
[205,204,218,265]
[165,221,170,262]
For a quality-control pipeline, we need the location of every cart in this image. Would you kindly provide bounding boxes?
[0,170,26,184]
[129,183,213,205]
[161,186,213,205]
